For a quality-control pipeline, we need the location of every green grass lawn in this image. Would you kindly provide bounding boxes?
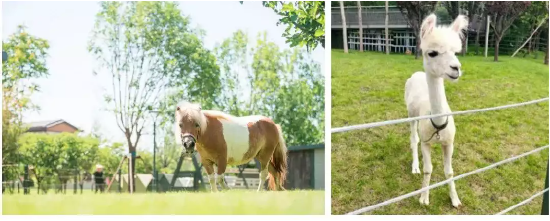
[331,50,549,215]
[3,190,324,215]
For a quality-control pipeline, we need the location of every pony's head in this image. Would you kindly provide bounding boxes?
[174,102,207,154]
[420,14,468,82]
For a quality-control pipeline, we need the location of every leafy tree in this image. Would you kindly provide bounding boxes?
[260,1,325,51]
[512,1,549,57]
[19,133,64,193]
[331,1,397,7]
[215,31,324,145]
[441,2,484,55]
[2,25,49,182]
[157,125,181,173]
[485,1,532,61]
[396,1,439,59]
[97,142,125,177]
[88,1,221,188]
[18,133,100,192]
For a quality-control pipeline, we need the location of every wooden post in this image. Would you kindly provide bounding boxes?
[485,15,490,57]
[73,169,77,194]
[23,165,29,195]
[129,155,134,194]
[385,1,389,55]
[191,154,205,190]
[118,169,122,193]
[106,156,126,192]
[171,153,185,191]
[511,17,548,58]
[542,161,549,215]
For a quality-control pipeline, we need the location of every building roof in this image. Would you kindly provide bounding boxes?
[25,119,80,132]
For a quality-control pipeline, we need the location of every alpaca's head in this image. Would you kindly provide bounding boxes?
[420,14,468,82]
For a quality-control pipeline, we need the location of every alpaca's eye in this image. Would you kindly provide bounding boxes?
[195,123,200,128]
[428,51,439,57]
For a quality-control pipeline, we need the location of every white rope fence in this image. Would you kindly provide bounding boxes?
[346,145,549,215]
[496,188,549,215]
[334,97,549,215]
[332,97,549,133]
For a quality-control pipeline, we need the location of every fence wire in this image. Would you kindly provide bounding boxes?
[496,188,549,215]
[332,97,549,133]
[346,145,549,215]
[336,97,549,215]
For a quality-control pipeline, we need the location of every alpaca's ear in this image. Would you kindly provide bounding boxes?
[420,14,437,39]
[451,15,468,36]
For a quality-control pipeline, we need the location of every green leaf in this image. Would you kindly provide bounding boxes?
[314,29,324,37]
[282,3,294,12]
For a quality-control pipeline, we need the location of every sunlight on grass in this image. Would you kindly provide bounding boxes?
[2,190,325,215]
[331,50,549,215]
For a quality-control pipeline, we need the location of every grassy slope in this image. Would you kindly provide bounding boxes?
[331,50,549,215]
[3,190,324,215]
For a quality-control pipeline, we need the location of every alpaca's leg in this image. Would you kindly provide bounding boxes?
[443,143,461,207]
[410,121,420,174]
[419,142,432,205]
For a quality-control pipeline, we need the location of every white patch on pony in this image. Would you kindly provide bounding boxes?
[219,115,264,165]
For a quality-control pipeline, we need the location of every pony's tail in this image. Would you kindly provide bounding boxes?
[268,124,288,191]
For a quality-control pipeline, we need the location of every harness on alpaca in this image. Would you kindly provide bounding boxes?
[423,115,449,142]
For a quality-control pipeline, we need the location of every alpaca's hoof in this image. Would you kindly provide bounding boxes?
[451,197,462,208]
[412,162,420,174]
[419,193,430,205]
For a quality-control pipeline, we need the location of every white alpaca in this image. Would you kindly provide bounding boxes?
[404,14,468,207]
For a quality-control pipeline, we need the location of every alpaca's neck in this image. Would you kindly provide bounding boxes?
[425,73,448,125]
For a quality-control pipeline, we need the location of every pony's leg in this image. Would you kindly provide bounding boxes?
[442,143,461,207]
[268,164,280,190]
[410,121,420,174]
[216,158,229,190]
[203,161,218,192]
[419,142,432,205]
[257,168,268,192]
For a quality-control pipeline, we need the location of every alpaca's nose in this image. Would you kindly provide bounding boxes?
[450,65,459,71]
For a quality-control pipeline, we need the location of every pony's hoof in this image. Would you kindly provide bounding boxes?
[419,194,430,205]
[412,167,421,174]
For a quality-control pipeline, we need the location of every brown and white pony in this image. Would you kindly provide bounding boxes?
[174,102,288,192]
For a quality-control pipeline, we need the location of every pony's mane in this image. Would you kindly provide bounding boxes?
[174,102,208,145]
[420,14,468,53]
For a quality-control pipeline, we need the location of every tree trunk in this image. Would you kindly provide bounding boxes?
[461,7,467,56]
[544,2,550,65]
[385,1,389,55]
[358,1,363,52]
[545,34,549,65]
[494,36,501,62]
[340,1,348,53]
[415,35,420,59]
[129,155,135,193]
[475,24,481,55]
[124,128,137,193]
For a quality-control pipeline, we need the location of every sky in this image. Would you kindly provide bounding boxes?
[2,1,325,151]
